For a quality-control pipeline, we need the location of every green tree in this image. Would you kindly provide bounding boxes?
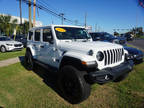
[0,15,17,36]
[16,21,30,36]
[22,21,29,35]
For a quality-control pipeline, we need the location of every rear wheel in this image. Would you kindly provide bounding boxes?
[0,46,6,53]
[57,65,91,104]
[25,50,34,70]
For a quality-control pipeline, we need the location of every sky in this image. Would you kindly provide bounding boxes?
[0,0,144,33]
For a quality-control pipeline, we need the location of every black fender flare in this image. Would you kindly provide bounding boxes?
[59,56,86,71]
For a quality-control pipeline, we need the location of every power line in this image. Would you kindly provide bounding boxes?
[38,0,59,13]
[18,0,84,26]
[38,0,79,25]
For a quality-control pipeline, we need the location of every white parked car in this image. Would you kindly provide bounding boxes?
[0,36,23,52]
[25,25,133,104]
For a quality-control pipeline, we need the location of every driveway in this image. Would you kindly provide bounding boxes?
[0,56,24,68]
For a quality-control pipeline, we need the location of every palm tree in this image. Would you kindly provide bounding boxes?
[0,15,17,36]
[22,21,29,35]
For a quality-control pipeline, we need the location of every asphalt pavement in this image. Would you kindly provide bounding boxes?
[128,38,144,52]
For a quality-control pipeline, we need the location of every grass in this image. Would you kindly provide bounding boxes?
[115,62,144,108]
[139,36,144,39]
[0,48,25,61]
[0,61,144,108]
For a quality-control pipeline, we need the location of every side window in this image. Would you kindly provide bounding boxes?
[29,31,33,40]
[43,28,53,42]
[35,29,41,41]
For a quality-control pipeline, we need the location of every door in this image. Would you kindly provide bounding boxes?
[39,28,58,67]
[33,29,41,60]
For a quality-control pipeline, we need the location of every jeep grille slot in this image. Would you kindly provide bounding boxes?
[104,48,124,66]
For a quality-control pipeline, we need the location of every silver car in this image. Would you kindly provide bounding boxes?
[0,36,23,52]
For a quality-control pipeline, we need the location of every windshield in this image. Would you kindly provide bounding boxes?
[102,33,115,38]
[54,27,91,40]
[90,33,101,41]
[90,32,115,41]
[0,37,12,41]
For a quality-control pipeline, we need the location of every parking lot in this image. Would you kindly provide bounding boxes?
[128,39,144,51]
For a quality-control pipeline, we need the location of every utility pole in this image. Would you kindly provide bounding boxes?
[29,0,32,29]
[33,0,36,27]
[60,13,64,25]
[19,0,22,26]
[84,12,87,28]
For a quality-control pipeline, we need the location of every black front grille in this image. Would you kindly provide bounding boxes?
[14,44,22,47]
[103,48,124,66]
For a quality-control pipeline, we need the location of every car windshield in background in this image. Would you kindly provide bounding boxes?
[103,33,115,38]
[90,32,115,41]
[0,37,12,41]
[54,27,91,40]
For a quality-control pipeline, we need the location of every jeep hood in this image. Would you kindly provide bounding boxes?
[58,41,123,53]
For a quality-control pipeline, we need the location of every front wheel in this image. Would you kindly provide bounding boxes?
[0,46,6,53]
[57,65,91,104]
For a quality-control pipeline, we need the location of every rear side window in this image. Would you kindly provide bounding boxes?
[0,37,3,41]
[43,28,53,42]
[35,29,41,41]
[29,31,33,40]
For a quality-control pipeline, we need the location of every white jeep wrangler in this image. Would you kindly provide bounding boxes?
[25,25,133,104]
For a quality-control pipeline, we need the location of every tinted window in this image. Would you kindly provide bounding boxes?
[43,28,53,42]
[54,27,91,40]
[35,29,41,41]
[0,37,12,41]
[0,37,3,41]
[90,33,101,41]
[29,31,33,40]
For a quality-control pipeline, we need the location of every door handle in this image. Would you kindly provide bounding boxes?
[40,45,44,48]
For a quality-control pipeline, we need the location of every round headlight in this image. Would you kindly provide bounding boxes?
[96,51,104,61]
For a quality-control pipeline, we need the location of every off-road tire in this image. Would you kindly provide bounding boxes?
[57,65,91,104]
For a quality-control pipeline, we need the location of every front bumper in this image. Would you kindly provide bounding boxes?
[6,46,23,51]
[87,60,133,84]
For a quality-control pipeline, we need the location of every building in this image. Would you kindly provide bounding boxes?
[0,13,43,27]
